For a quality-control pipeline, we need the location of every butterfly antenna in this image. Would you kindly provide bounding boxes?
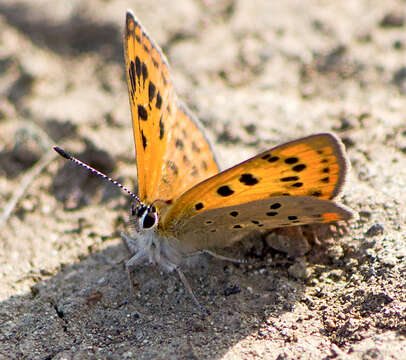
[53,146,141,204]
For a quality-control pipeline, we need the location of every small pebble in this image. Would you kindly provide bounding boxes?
[365,224,384,237]
[288,260,311,280]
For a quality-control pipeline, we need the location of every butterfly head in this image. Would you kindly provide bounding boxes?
[131,203,158,231]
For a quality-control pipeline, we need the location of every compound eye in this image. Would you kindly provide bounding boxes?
[131,204,137,216]
[143,213,157,229]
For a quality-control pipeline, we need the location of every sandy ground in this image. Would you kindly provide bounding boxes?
[1,0,406,359]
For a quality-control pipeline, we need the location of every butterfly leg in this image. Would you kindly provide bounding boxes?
[200,249,249,265]
[125,251,148,300]
[121,232,149,300]
[121,231,139,256]
[175,267,206,313]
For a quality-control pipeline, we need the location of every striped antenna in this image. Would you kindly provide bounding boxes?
[53,146,141,204]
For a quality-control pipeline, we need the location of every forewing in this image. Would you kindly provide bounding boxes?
[156,102,219,203]
[124,11,218,205]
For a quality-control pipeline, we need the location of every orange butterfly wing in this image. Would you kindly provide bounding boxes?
[161,133,352,231]
[124,11,219,205]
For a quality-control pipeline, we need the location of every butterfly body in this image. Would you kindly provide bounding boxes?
[122,223,182,274]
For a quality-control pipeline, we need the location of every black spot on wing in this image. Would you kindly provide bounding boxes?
[266,211,278,216]
[239,173,259,186]
[262,153,280,163]
[268,156,279,163]
[138,105,148,121]
[148,82,156,103]
[129,61,136,92]
[159,115,164,140]
[141,131,147,149]
[156,91,162,109]
[281,176,299,182]
[195,202,204,210]
[269,192,291,197]
[135,56,141,80]
[217,185,234,197]
[292,164,306,172]
[285,157,299,164]
[141,62,148,85]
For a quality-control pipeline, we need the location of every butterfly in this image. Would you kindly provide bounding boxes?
[54,10,353,309]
